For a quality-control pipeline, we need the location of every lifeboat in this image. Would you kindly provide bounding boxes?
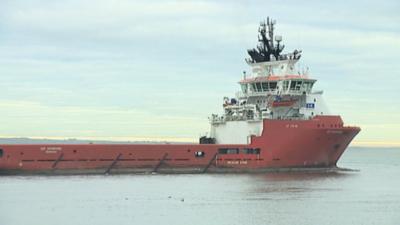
[271,100,296,107]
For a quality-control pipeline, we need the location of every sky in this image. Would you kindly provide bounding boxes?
[0,0,399,146]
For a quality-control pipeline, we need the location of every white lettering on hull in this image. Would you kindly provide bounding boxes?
[40,147,62,154]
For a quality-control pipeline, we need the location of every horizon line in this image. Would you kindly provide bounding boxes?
[0,135,399,148]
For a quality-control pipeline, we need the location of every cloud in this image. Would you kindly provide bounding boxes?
[0,0,399,145]
[1,1,226,38]
[0,100,207,140]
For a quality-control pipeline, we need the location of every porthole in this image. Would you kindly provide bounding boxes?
[194,151,205,157]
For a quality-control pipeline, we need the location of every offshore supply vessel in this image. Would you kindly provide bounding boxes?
[0,18,360,174]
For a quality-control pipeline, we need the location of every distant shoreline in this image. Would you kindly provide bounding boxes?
[0,137,193,145]
[0,137,398,148]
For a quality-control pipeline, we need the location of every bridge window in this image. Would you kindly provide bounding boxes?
[261,82,268,91]
[290,81,296,90]
[240,84,248,93]
[302,81,314,92]
[250,83,257,92]
[283,80,289,90]
[258,82,278,92]
[290,81,302,91]
[269,82,277,90]
[0,149,3,157]
[255,83,262,92]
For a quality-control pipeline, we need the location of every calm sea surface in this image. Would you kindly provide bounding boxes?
[0,147,399,225]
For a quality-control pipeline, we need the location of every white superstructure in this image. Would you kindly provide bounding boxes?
[202,18,330,144]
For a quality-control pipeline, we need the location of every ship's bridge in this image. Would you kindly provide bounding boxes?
[238,73,316,98]
[207,17,333,144]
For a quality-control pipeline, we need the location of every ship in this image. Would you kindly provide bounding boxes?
[0,18,360,175]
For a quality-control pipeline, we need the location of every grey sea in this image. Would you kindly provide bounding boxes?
[0,147,399,225]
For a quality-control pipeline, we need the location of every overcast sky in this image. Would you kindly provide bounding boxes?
[0,0,399,146]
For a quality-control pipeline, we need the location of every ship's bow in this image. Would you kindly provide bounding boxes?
[251,115,361,168]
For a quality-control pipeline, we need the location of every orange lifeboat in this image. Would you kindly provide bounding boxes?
[271,100,296,107]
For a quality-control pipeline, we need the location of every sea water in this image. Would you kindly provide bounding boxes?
[0,147,399,225]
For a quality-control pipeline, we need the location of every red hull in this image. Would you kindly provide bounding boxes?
[0,116,360,175]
